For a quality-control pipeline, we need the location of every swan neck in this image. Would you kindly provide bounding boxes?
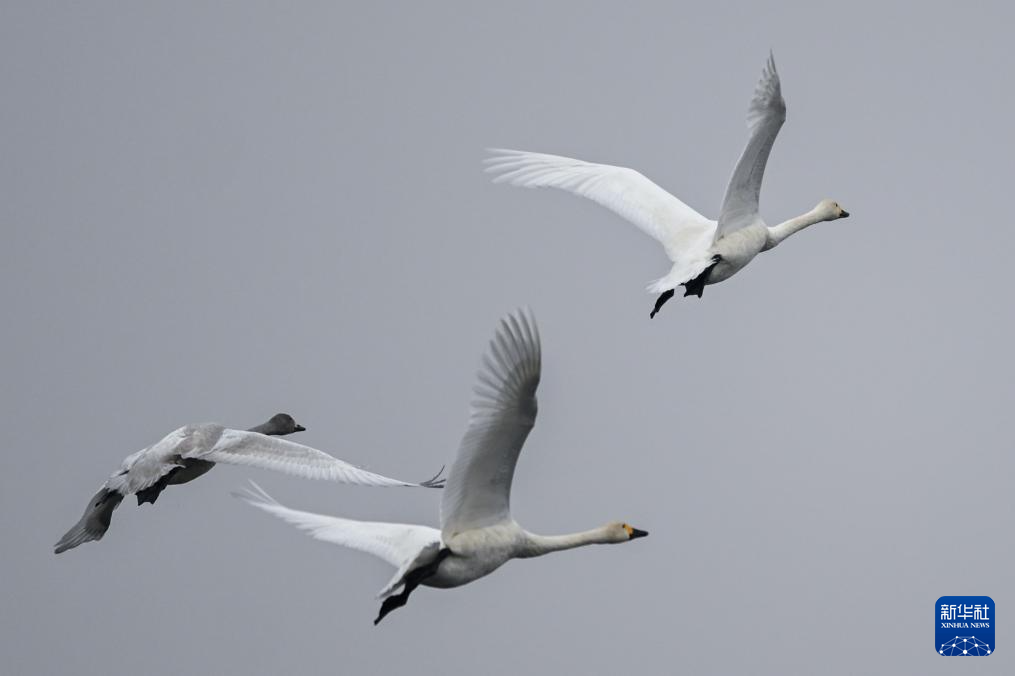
[519,527,613,558]
[246,421,275,435]
[764,210,825,250]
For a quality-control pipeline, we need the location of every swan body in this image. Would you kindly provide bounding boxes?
[485,54,850,317]
[55,414,444,554]
[236,311,647,624]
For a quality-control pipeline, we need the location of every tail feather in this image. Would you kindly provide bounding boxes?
[54,487,124,554]
[646,259,711,294]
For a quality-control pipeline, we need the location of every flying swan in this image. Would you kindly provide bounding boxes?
[485,53,850,318]
[236,310,648,625]
[54,413,445,554]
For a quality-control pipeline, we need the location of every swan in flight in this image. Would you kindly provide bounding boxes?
[236,310,648,625]
[485,53,850,318]
[55,413,445,554]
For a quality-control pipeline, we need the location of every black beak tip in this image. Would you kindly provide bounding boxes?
[630,528,649,540]
[294,425,306,432]
[840,210,850,218]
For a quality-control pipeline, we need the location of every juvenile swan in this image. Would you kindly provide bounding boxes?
[485,53,850,317]
[55,414,444,554]
[236,311,647,625]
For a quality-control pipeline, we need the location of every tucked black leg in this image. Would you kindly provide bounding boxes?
[649,289,675,319]
[136,472,174,505]
[680,257,721,299]
[373,549,451,625]
[374,581,417,625]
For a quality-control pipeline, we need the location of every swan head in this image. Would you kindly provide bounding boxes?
[605,521,649,543]
[264,413,306,434]
[815,199,850,221]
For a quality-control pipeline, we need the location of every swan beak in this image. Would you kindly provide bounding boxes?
[629,528,649,540]
[839,210,850,218]
[294,424,306,432]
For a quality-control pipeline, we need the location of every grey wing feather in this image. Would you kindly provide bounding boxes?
[440,309,541,539]
[195,430,439,488]
[715,52,787,240]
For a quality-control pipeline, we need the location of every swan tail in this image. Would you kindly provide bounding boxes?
[646,275,677,294]
[646,259,712,294]
[376,541,444,600]
[54,487,124,554]
[376,574,407,600]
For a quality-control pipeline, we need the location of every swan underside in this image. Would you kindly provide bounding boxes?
[649,256,721,318]
[374,548,451,626]
[135,459,216,506]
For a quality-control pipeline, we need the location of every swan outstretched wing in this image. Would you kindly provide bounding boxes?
[485,149,714,261]
[234,482,442,598]
[441,310,541,539]
[192,429,444,488]
[715,53,786,241]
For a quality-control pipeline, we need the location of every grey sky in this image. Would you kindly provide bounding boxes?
[2,1,1012,674]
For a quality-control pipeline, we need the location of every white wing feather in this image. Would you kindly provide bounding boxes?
[485,149,714,262]
[440,310,541,539]
[194,429,436,488]
[715,52,787,240]
[234,482,441,598]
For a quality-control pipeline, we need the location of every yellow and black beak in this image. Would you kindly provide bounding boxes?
[624,524,649,540]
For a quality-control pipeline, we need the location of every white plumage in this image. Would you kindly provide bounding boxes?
[485,53,850,315]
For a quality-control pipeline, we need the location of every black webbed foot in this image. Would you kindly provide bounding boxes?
[374,587,412,625]
[135,481,166,506]
[419,465,446,489]
[136,464,187,505]
[373,548,451,626]
[680,256,721,299]
[649,289,675,319]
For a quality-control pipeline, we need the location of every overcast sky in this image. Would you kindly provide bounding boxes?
[2,2,1013,674]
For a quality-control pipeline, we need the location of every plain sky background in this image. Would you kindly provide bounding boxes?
[2,2,1012,674]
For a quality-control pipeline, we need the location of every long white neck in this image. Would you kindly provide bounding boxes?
[517,527,615,558]
[764,209,827,250]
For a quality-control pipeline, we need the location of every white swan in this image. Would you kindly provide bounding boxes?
[484,53,850,318]
[236,310,648,625]
[55,413,445,554]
